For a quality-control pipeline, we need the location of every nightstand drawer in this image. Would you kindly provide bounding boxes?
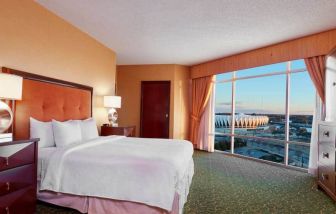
[319,125,336,146]
[0,186,35,214]
[0,165,34,196]
[318,164,335,193]
[0,143,35,172]
[318,143,336,168]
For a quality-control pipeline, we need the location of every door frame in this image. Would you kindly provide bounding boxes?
[140,81,171,138]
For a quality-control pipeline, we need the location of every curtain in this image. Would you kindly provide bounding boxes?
[308,93,322,175]
[197,80,215,152]
[304,55,326,102]
[189,75,215,148]
[305,55,326,176]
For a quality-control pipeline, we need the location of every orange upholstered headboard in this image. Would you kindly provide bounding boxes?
[2,67,93,140]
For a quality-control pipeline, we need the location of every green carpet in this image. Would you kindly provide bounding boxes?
[37,151,336,213]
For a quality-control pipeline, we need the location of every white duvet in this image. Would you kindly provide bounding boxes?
[40,136,194,211]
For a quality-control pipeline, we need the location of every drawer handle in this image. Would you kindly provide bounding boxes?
[5,207,9,214]
[6,182,10,191]
[322,152,329,158]
[322,173,329,180]
[323,131,330,137]
[2,158,9,167]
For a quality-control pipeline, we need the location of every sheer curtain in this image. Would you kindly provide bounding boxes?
[197,82,215,152]
[189,75,215,150]
[305,55,326,175]
[308,94,322,175]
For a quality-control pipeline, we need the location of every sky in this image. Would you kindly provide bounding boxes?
[215,59,315,115]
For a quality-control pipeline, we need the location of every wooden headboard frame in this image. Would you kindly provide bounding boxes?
[1,67,93,140]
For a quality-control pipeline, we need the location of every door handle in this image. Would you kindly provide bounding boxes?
[165,114,169,118]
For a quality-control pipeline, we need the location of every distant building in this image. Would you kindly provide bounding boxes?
[215,114,269,129]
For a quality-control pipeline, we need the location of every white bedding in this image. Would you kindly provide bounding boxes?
[39,136,194,211]
[38,147,57,180]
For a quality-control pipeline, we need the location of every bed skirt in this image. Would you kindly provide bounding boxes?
[38,187,179,214]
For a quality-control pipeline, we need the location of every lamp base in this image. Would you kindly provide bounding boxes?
[0,100,13,134]
[108,108,118,127]
[110,122,118,127]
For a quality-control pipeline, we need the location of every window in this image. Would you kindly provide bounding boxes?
[289,71,314,143]
[215,60,314,169]
[215,80,232,152]
[235,75,286,139]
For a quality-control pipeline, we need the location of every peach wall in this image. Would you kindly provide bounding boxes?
[117,65,190,139]
[173,65,191,139]
[0,0,116,128]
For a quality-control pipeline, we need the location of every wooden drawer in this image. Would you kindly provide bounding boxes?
[101,126,136,137]
[0,143,35,172]
[0,165,34,196]
[0,186,35,214]
[319,125,336,145]
[318,143,336,167]
[318,164,336,193]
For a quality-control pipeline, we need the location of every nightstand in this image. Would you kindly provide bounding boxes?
[101,125,136,137]
[0,138,39,214]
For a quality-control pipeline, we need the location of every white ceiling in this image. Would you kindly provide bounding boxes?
[37,0,336,66]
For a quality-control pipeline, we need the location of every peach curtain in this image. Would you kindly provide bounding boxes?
[304,55,326,103]
[189,75,215,148]
[305,55,326,176]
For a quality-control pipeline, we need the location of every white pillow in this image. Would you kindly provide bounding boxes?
[81,118,99,141]
[30,117,55,148]
[52,120,82,147]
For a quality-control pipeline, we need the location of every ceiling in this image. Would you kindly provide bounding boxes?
[37,0,336,66]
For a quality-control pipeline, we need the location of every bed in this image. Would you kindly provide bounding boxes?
[3,67,194,214]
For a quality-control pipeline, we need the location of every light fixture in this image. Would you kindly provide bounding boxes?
[103,96,121,127]
[0,73,23,139]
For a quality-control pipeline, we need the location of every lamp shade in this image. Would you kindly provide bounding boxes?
[0,73,23,100]
[104,96,121,108]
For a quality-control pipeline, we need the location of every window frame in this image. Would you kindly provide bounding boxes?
[214,61,313,169]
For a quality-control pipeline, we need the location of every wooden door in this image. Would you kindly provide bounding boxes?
[140,81,170,138]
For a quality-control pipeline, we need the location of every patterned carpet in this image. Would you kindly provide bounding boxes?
[37,151,336,214]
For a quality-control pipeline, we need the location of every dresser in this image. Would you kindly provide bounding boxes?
[101,125,136,137]
[0,139,39,214]
[318,122,336,200]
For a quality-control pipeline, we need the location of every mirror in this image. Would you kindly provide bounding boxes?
[0,101,13,133]
[325,47,336,121]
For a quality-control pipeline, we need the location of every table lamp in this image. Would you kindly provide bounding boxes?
[104,96,121,127]
[0,73,23,141]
